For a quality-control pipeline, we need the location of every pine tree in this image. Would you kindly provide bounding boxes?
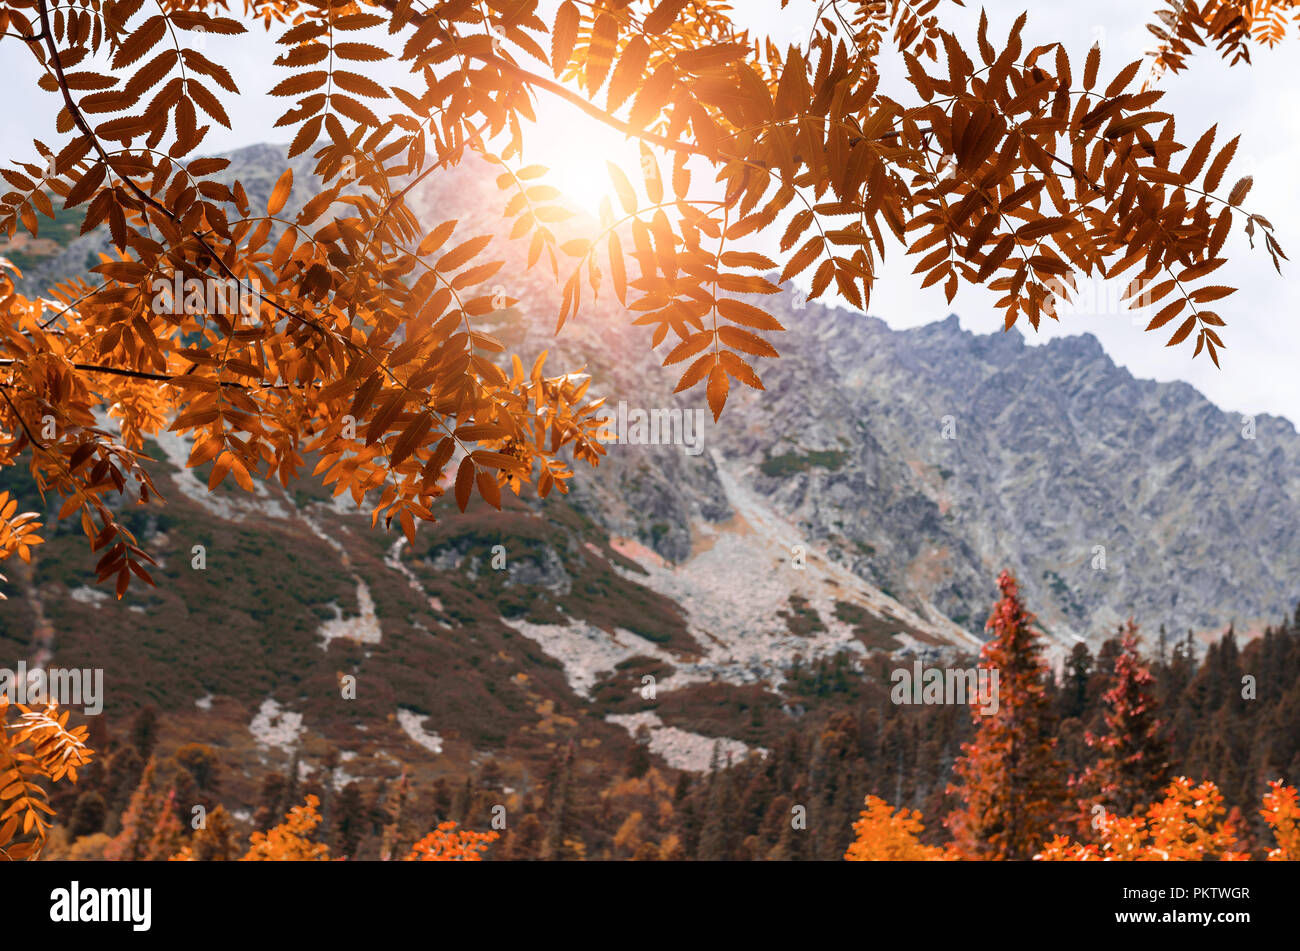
[697,758,738,860]
[945,571,1066,859]
[449,776,474,826]
[173,743,221,797]
[144,788,187,861]
[252,772,288,832]
[167,764,202,835]
[180,805,240,861]
[104,758,161,862]
[504,812,543,861]
[331,783,366,860]
[764,795,801,860]
[431,778,453,823]
[1057,642,1093,720]
[379,769,410,861]
[104,745,143,826]
[280,747,302,819]
[1162,626,1198,709]
[541,742,575,861]
[625,725,652,780]
[676,790,701,858]
[318,746,339,834]
[129,706,158,760]
[771,794,809,861]
[69,791,107,838]
[1074,621,1171,823]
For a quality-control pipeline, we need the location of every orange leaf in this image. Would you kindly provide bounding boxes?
[268,168,293,216]
[706,364,729,421]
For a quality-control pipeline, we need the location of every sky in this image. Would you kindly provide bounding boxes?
[3,1,1297,423]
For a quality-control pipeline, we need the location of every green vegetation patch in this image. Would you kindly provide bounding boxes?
[833,600,905,652]
[759,449,848,477]
[779,595,826,637]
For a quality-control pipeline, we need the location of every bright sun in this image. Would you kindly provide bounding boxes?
[523,100,644,220]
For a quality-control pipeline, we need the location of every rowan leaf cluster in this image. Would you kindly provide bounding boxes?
[0,700,93,859]
[1146,0,1300,79]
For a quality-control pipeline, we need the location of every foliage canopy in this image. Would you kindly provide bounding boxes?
[0,0,1287,600]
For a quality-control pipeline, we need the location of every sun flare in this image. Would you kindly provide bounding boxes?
[523,101,644,220]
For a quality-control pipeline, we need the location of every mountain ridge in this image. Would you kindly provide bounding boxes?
[8,140,1297,653]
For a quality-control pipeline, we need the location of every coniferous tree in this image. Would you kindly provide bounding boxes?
[1057,643,1093,721]
[252,772,288,833]
[129,706,159,761]
[331,783,366,860]
[379,770,411,861]
[676,788,701,859]
[183,805,241,861]
[541,742,576,861]
[104,745,143,826]
[172,743,220,791]
[104,758,161,862]
[69,791,107,839]
[280,748,302,819]
[504,812,544,861]
[450,776,475,826]
[697,756,740,861]
[625,725,652,780]
[145,788,187,861]
[167,764,202,832]
[770,814,805,861]
[1073,621,1170,824]
[946,571,1066,859]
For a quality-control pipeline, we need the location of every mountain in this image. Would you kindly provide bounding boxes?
[400,149,1300,652]
[618,302,1300,649]
[3,143,1298,807]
